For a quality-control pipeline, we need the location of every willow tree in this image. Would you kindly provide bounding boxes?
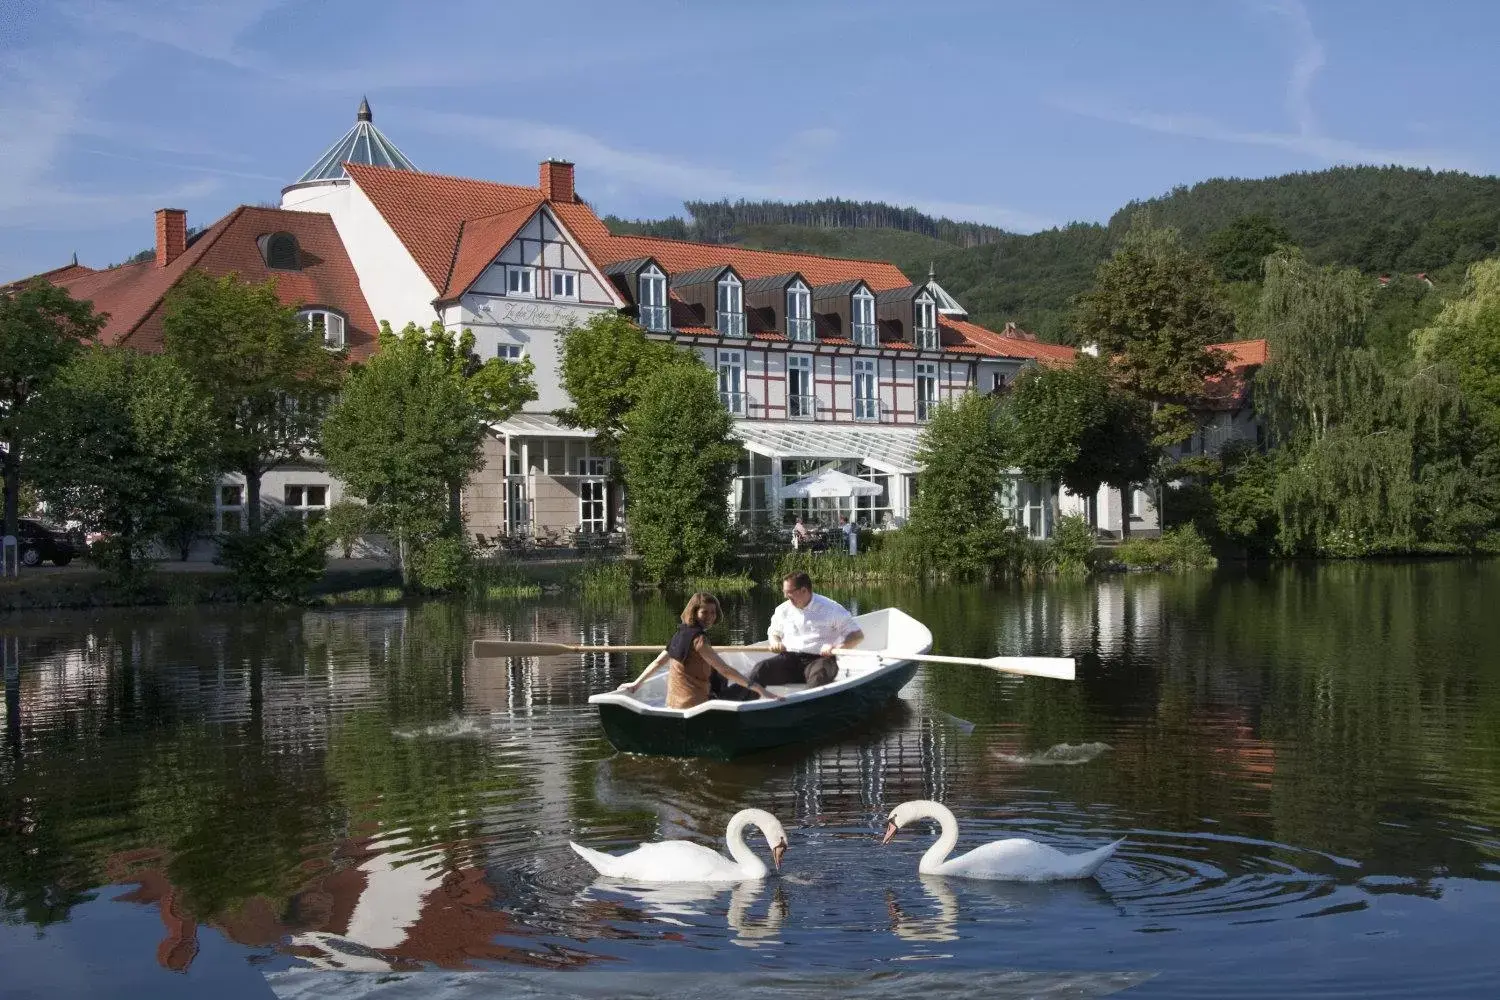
[1257,250,1489,554]
[1413,259,1500,441]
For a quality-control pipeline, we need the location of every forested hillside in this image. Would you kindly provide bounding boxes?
[605,166,1500,343]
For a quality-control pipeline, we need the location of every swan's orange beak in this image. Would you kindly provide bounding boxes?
[881,820,898,845]
[772,841,787,871]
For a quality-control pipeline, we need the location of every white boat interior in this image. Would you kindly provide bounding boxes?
[587,608,932,718]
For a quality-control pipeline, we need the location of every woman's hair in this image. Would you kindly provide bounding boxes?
[680,591,721,625]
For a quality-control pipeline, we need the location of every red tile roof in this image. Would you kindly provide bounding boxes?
[942,318,1077,366]
[443,201,543,299]
[1201,338,1267,410]
[35,206,379,360]
[342,162,1038,357]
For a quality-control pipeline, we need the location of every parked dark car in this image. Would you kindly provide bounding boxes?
[15,518,76,567]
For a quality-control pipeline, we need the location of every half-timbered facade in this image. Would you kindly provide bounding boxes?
[277,123,1077,538]
[17,101,1082,546]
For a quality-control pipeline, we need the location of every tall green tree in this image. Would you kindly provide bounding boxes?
[906,392,1015,578]
[556,313,691,456]
[321,321,535,587]
[162,271,343,532]
[25,347,220,577]
[1071,222,1233,446]
[618,362,740,584]
[1006,354,1154,528]
[1205,214,1293,282]
[0,280,103,540]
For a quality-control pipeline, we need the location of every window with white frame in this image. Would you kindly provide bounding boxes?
[786,281,812,341]
[718,350,745,414]
[217,483,244,533]
[299,309,346,351]
[787,354,814,419]
[550,270,577,300]
[578,457,607,533]
[284,484,328,523]
[914,295,938,351]
[853,358,879,421]
[852,288,877,346]
[638,265,669,331]
[716,272,745,337]
[497,343,524,361]
[916,362,938,421]
[506,266,535,296]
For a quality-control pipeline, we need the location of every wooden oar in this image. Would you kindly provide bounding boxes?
[470,639,1074,680]
[835,648,1075,681]
[471,639,775,658]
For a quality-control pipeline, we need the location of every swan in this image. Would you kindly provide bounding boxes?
[881,800,1122,881]
[570,808,788,882]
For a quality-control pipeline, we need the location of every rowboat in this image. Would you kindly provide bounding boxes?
[587,607,932,759]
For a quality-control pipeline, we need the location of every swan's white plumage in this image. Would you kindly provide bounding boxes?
[885,800,1121,881]
[569,808,787,882]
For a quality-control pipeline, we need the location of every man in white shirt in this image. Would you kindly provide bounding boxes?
[749,571,864,689]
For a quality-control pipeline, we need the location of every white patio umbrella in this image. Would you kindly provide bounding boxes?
[781,467,882,499]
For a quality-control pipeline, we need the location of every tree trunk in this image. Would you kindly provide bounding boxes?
[397,525,409,589]
[448,478,463,533]
[244,465,263,534]
[1119,486,1132,539]
[1,449,19,541]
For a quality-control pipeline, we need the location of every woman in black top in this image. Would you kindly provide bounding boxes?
[619,592,776,707]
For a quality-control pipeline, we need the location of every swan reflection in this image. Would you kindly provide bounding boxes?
[579,878,788,947]
[887,874,1119,944]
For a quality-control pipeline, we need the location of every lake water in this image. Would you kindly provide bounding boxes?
[2,561,1499,998]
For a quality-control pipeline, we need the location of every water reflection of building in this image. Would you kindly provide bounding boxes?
[106,834,595,973]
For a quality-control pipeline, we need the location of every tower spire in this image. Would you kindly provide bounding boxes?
[356,95,372,122]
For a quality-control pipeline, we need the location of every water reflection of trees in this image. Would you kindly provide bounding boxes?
[3,564,1500,971]
[913,562,1500,887]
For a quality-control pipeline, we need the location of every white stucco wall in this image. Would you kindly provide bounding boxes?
[283,179,441,333]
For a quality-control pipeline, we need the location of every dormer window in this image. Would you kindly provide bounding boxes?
[638,265,668,332]
[786,280,812,342]
[915,295,938,351]
[259,232,300,271]
[852,288,877,346]
[506,266,535,296]
[716,272,744,337]
[299,309,346,351]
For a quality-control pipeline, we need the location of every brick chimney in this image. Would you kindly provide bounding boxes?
[539,159,575,203]
[155,208,187,268]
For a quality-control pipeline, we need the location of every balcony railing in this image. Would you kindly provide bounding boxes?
[788,393,816,419]
[852,322,877,347]
[853,397,880,422]
[639,304,669,332]
[718,311,746,338]
[787,317,813,342]
[915,327,939,351]
[720,391,747,415]
[916,398,937,422]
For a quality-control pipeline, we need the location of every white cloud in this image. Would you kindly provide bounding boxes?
[408,111,1056,232]
[1052,0,1474,173]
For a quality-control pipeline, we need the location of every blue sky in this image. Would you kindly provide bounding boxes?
[2,0,1496,282]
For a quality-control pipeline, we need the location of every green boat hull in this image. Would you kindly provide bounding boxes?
[595,660,920,759]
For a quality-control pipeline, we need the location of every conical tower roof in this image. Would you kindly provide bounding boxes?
[294,97,416,184]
